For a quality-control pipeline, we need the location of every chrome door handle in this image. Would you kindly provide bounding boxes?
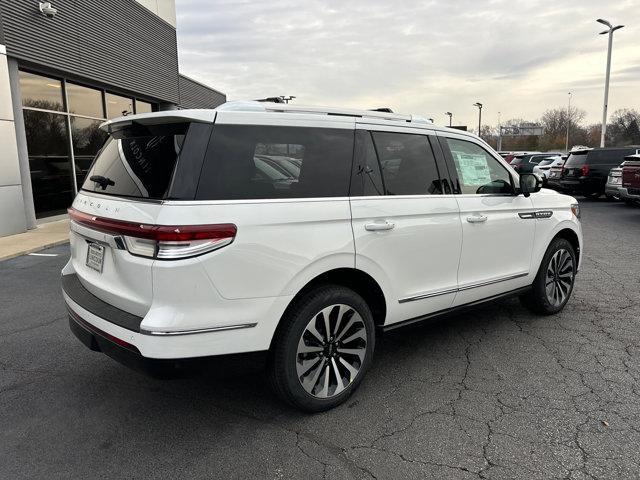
[466,214,487,223]
[365,221,395,231]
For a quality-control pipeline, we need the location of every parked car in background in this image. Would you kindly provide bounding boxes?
[561,147,640,198]
[605,164,623,200]
[547,165,564,191]
[534,155,566,185]
[502,151,539,164]
[511,152,562,174]
[620,154,640,205]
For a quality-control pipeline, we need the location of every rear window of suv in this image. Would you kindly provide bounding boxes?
[196,125,354,200]
[81,122,208,200]
[537,158,556,166]
[564,152,589,167]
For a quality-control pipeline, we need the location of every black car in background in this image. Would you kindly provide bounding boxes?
[510,152,562,174]
[560,146,640,198]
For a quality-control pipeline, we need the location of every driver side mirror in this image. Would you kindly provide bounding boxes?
[519,173,543,197]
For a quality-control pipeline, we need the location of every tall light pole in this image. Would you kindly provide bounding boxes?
[473,102,483,137]
[497,112,504,151]
[445,112,452,127]
[597,19,624,147]
[565,92,572,152]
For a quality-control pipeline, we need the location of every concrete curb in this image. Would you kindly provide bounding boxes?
[0,218,70,262]
[0,238,70,262]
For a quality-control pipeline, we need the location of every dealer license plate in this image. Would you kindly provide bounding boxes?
[86,243,105,273]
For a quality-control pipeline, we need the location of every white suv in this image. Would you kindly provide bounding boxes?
[62,101,583,412]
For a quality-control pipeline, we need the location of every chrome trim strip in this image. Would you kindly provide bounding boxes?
[141,323,258,336]
[399,272,529,303]
[457,272,529,292]
[398,287,458,304]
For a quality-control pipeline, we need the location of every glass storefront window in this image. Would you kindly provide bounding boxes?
[67,82,104,118]
[18,69,160,218]
[23,110,73,217]
[106,93,133,119]
[19,71,64,111]
[135,100,153,114]
[71,117,108,187]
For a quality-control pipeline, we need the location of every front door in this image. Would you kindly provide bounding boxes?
[437,133,535,306]
[350,126,462,325]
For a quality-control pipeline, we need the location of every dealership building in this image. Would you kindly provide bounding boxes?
[0,0,226,237]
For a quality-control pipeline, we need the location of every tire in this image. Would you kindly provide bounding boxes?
[583,192,601,199]
[605,194,620,201]
[268,285,375,412]
[520,238,577,315]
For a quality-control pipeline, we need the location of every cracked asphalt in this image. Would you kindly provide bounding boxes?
[1,198,639,479]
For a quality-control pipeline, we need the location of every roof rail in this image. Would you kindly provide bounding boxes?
[216,101,432,124]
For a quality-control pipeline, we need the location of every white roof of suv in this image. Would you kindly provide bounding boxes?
[101,101,479,140]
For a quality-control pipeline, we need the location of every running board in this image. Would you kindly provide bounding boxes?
[381,285,532,332]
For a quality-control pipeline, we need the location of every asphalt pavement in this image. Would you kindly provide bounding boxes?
[1,198,639,479]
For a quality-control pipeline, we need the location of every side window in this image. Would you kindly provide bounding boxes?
[352,130,384,196]
[371,132,442,195]
[445,138,513,195]
[196,125,354,200]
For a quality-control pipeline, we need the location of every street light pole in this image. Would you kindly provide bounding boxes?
[445,112,452,127]
[565,92,572,152]
[473,102,483,137]
[597,19,624,148]
[497,111,502,151]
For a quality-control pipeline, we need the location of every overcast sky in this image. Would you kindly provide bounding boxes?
[176,0,640,129]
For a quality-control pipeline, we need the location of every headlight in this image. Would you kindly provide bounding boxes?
[571,203,581,220]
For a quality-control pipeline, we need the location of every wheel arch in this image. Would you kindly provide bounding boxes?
[268,268,387,351]
[553,227,581,268]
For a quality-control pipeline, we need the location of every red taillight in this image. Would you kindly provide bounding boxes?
[581,165,590,176]
[68,207,237,259]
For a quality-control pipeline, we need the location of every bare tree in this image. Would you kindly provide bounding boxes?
[606,109,640,146]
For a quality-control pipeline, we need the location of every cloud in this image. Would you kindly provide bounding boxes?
[176,0,640,128]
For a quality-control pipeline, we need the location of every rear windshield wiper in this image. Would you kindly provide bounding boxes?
[89,175,115,190]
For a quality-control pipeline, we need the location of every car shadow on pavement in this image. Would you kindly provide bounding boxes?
[97,296,526,419]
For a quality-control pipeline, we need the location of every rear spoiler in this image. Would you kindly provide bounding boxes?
[100,110,216,135]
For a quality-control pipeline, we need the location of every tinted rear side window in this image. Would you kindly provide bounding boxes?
[196,125,354,200]
[81,123,191,199]
[587,149,638,165]
[351,130,384,196]
[371,132,442,195]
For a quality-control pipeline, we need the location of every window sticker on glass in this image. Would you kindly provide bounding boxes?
[452,152,492,186]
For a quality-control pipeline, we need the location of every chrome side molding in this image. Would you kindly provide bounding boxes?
[399,272,529,303]
[141,322,258,336]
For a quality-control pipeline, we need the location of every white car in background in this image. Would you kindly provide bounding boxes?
[534,155,566,183]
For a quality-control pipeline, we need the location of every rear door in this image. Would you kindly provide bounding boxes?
[437,132,535,306]
[67,120,212,316]
[350,125,462,325]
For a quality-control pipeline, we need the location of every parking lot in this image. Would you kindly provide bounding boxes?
[1,198,639,479]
